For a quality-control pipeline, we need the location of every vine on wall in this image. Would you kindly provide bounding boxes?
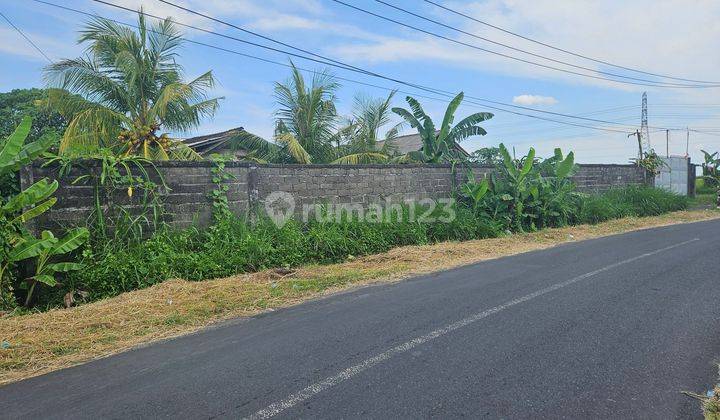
[208,154,236,222]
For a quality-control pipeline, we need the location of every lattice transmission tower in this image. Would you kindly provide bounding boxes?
[640,92,650,150]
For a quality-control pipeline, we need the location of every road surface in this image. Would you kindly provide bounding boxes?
[2,219,720,419]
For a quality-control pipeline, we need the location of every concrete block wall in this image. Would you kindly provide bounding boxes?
[21,161,650,231]
[572,164,650,192]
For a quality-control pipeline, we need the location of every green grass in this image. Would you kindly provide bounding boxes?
[578,185,688,224]
[696,178,718,195]
[689,193,717,208]
[60,206,502,302]
[40,186,687,307]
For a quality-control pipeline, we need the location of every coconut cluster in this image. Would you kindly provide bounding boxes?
[118,123,173,153]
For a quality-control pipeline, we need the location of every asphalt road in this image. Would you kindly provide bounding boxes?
[2,219,720,419]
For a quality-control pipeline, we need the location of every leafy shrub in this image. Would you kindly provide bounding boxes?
[461,144,578,232]
[696,179,715,195]
[62,204,502,301]
[51,150,687,308]
[578,186,687,224]
[0,117,87,310]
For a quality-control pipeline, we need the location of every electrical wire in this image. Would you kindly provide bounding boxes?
[32,0,632,136]
[34,0,640,139]
[331,0,716,89]
[423,0,720,85]
[368,0,717,88]
[147,0,671,130]
[35,0,708,137]
[0,10,53,63]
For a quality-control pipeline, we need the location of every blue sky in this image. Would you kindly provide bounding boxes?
[2,0,720,163]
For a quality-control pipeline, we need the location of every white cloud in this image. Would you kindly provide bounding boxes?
[512,94,557,106]
[328,0,720,92]
[0,27,79,63]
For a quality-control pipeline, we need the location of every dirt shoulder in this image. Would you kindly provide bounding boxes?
[1,209,718,386]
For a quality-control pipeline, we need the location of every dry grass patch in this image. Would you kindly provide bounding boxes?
[1,209,718,385]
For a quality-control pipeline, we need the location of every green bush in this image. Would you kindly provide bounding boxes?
[696,179,716,195]
[54,184,686,307]
[578,186,687,224]
[62,205,502,301]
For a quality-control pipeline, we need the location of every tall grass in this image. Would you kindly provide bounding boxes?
[46,186,687,306]
[61,207,501,301]
[578,185,687,224]
[696,178,717,195]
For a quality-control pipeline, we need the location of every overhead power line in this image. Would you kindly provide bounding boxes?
[147,0,673,130]
[0,10,53,63]
[23,0,720,144]
[34,0,633,135]
[367,0,717,88]
[43,0,719,137]
[423,0,720,85]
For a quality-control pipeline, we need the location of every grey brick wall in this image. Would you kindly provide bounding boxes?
[21,161,650,231]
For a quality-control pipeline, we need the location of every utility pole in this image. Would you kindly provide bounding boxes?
[666,129,669,157]
[628,130,643,161]
[686,127,690,157]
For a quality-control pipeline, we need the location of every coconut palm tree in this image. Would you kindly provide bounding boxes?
[43,12,220,160]
[272,62,339,163]
[235,63,397,164]
[332,91,402,164]
[391,92,493,163]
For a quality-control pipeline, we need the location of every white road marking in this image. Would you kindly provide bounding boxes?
[247,238,699,419]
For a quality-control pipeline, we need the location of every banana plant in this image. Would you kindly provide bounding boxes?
[392,92,493,163]
[0,116,55,177]
[536,148,580,227]
[0,117,88,308]
[700,149,720,207]
[460,172,490,213]
[495,143,538,231]
[21,228,88,306]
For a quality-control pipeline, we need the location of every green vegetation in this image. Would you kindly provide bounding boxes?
[699,150,719,207]
[391,92,493,163]
[52,182,685,307]
[468,147,501,165]
[44,13,219,160]
[462,144,579,231]
[0,117,687,311]
[0,118,88,310]
[684,383,720,420]
[224,64,403,164]
[578,185,688,224]
[631,148,668,175]
[60,207,500,302]
[222,71,493,165]
[0,88,66,145]
[0,10,692,313]
[0,89,66,198]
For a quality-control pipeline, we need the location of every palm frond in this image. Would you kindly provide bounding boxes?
[167,141,203,161]
[273,61,339,163]
[276,132,312,164]
[226,131,278,158]
[43,11,218,161]
[332,152,388,164]
[60,106,131,155]
[392,151,425,163]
